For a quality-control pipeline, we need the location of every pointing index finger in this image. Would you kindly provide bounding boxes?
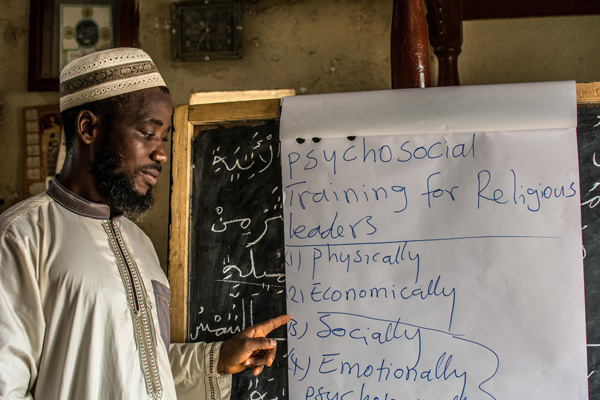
[249,314,291,337]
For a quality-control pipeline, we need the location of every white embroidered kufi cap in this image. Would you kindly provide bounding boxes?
[59,47,167,112]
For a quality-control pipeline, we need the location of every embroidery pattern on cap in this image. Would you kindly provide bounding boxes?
[60,61,158,97]
[60,50,149,80]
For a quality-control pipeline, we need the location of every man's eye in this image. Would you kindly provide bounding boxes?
[142,132,155,139]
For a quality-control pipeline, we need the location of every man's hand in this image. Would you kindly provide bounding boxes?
[217,314,291,376]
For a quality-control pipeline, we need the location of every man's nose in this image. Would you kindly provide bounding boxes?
[150,141,168,165]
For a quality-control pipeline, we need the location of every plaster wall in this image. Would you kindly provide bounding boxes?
[1,0,599,270]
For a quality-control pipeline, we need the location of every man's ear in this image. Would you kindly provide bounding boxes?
[75,109,99,145]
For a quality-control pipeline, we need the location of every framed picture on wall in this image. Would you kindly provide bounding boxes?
[28,0,139,92]
[59,4,114,71]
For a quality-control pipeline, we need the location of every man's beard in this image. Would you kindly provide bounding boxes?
[91,140,156,220]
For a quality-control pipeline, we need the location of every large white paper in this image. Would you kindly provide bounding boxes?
[280,82,587,400]
[280,81,576,139]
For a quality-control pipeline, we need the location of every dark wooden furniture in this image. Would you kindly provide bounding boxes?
[391,0,600,88]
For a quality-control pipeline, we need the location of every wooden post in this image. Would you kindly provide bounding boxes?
[169,105,193,343]
[391,0,432,89]
[424,0,463,86]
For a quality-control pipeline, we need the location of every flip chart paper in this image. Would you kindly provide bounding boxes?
[280,81,576,139]
[280,82,587,400]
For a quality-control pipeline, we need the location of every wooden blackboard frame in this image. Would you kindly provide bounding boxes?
[577,82,600,107]
[169,98,281,342]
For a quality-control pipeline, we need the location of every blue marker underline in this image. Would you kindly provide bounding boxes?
[285,235,560,248]
[318,310,462,338]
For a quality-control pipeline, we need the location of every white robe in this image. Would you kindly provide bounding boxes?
[0,180,231,399]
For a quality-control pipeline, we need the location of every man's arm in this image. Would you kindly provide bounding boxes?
[169,315,290,400]
[169,341,231,400]
[0,231,44,399]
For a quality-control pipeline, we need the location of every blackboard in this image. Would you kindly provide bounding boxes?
[169,88,600,399]
[578,105,600,399]
[189,121,287,399]
[168,99,288,400]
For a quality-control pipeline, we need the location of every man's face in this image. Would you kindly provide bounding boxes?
[91,87,173,218]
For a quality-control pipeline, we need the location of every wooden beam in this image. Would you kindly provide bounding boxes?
[424,0,463,86]
[169,105,193,343]
[391,0,431,89]
[577,82,600,106]
[462,0,600,20]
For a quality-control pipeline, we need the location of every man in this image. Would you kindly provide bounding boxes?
[0,48,289,399]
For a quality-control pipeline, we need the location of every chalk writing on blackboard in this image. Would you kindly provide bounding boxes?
[577,106,600,398]
[188,121,288,399]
